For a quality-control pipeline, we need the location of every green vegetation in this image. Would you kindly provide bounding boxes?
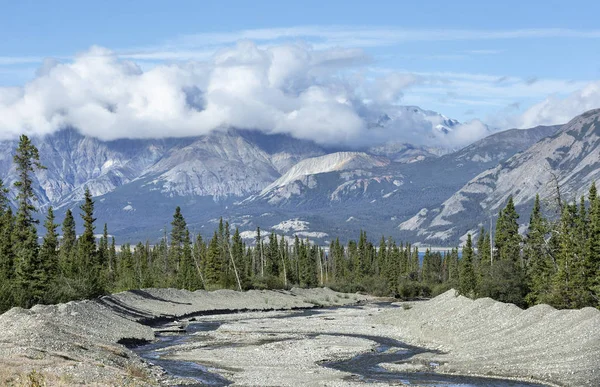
[0,135,599,312]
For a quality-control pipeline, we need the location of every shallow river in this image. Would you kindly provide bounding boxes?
[129,306,549,387]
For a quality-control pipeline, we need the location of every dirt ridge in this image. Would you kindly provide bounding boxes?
[375,289,600,387]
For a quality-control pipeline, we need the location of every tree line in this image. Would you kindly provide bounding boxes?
[0,135,598,312]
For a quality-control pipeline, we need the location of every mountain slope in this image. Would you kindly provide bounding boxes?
[401,110,599,244]
[225,124,560,245]
[0,129,325,209]
[0,111,560,243]
[259,152,390,195]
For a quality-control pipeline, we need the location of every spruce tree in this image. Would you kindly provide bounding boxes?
[267,231,279,277]
[421,249,432,283]
[109,237,117,286]
[39,206,59,301]
[78,187,100,297]
[447,248,460,288]
[495,196,521,264]
[332,238,345,283]
[13,135,44,231]
[169,206,187,276]
[492,197,526,306]
[178,230,199,290]
[475,227,491,296]
[192,233,207,289]
[205,232,221,286]
[13,135,45,307]
[0,183,14,280]
[0,208,14,279]
[387,241,400,295]
[585,183,600,306]
[59,209,77,276]
[116,243,134,291]
[231,228,246,288]
[552,204,577,308]
[524,195,553,305]
[0,180,15,312]
[99,223,110,284]
[459,234,476,296]
[255,227,264,277]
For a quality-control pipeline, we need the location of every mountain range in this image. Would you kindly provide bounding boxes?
[400,109,600,245]
[0,104,574,245]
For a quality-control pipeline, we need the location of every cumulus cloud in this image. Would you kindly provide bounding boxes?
[513,81,600,128]
[367,73,422,104]
[0,42,490,148]
[446,120,490,146]
[0,43,370,143]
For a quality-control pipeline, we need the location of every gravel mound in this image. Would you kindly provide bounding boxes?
[0,288,370,385]
[101,287,365,323]
[375,289,600,386]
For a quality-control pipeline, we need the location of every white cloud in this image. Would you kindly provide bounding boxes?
[513,81,600,128]
[5,39,594,149]
[368,73,422,104]
[0,43,385,145]
[102,26,600,63]
[447,120,490,146]
[0,56,44,66]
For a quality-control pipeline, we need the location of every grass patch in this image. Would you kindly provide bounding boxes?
[27,370,46,387]
[125,364,149,380]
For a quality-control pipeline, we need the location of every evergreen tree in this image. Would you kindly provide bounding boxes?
[169,206,187,277]
[109,237,117,285]
[192,233,206,289]
[13,135,44,231]
[267,231,279,277]
[421,249,433,283]
[585,183,600,306]
[386,241,400,295]
[0,180,14,281]
[476,227,491,296]
[447,248,460,288]
[0,179,15,312]
[59,209,77,276]
[78,187,101,297]
[13,135,45,307]
[205,231,221,286]
[178,230,199,290]
[459,234,476,296]
[231,228,246,288]
[115,243,134,291]
[495,196,521,264]
[331,238,345,283]
[492,197,527,306]
[255,227,264,277]
[39,207,59,300]
[99,223,110,284]
[524,195,553,305]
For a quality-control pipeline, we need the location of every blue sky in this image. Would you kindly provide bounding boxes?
[1,0,600,144]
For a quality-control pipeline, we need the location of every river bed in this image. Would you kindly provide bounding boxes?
[129,304,550,386]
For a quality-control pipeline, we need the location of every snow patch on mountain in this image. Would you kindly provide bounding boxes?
[260,152,389,195]
[296,231,329,239]
[271,219,309,233]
